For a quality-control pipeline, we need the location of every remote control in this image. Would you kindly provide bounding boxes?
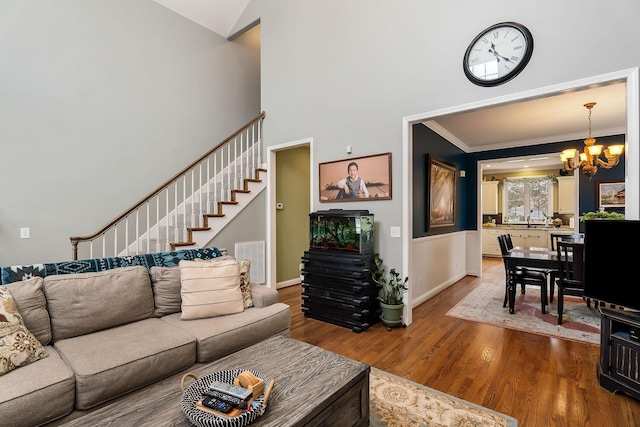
[208,380,253,400]
[201,396,234,414]
[204,390,249,409]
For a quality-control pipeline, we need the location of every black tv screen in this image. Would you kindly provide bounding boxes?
[584,219,638,310]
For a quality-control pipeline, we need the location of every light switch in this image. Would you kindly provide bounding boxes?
[390,226,401,238]
[20,227,30,239]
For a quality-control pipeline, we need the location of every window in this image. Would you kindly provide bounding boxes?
[502,176,554,224]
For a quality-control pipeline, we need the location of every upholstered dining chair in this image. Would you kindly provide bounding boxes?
[498,234,548,314]
[555,241,589,325]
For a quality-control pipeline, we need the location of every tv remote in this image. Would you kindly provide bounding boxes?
[201,396,234,413]
[208,380,253,400]
[204,390,249,409]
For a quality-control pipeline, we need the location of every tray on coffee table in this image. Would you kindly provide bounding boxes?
[181,369,271,427]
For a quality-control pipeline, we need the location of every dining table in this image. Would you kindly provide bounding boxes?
[504,245,563,314]
[505,236,584,314]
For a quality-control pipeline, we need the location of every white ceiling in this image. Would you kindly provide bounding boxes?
[154,2,628,174]
[428,82,627,173]
[153,0,250,38]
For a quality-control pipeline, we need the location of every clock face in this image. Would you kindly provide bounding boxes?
[463,22,533,87]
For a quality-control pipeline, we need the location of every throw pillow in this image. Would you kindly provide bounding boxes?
[6,277,52,345]
[0,287,48,376]
[150,266,182,317]
[195,256,253,308]
[238,259,253,308]
[179,259,244,320]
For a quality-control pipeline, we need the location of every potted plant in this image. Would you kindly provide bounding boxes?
[372,253,408,329]
[579,211,625,221]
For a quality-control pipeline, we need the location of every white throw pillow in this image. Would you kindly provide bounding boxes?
[179,259,244,320]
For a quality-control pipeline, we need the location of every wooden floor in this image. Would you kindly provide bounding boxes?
[278,257,640,427]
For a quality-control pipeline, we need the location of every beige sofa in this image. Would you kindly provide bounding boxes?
[0,248,290,427]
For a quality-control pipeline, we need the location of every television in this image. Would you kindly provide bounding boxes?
[584,219,639,310]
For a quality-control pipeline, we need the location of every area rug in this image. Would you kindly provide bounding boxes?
[369,368,517,427]
[446,282,600,345]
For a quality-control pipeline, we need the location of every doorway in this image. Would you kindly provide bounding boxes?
[266,138,313,289]
[403,68,639,295]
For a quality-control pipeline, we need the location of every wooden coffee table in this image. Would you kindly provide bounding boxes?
[55,335,370,426]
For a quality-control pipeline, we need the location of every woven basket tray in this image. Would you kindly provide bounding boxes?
[181,369,271,427]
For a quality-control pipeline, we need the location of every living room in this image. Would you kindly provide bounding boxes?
[2,1,640,425]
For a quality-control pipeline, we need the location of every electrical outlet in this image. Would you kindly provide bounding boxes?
[20,227,30,239]
[390,226,400,237]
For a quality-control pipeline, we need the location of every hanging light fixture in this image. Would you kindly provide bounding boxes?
[560,102,624,180]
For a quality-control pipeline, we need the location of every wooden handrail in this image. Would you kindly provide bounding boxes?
[70,111,266,260]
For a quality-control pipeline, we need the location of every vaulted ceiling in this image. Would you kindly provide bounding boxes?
[154,2,627,173]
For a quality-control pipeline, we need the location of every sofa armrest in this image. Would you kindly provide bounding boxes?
[249,284,279,308]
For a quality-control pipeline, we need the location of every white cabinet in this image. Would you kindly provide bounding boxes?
[510,229,547,248]
[557,176,575,214]
[482,181,499,215]
[482,228,502,257]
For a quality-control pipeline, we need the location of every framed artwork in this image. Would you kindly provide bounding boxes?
[426,154,456,230]
[319,153,392,202]
[596,180,625,210]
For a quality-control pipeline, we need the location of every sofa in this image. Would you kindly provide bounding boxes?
[0,247,291,427]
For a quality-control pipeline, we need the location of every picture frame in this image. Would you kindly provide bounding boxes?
[596,179,625,210]
[426,154,456,230]
[319,153,392,202]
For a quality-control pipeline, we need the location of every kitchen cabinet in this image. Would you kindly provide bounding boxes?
[482,181,499,215]
[482,228,503,257]
[510,229,547,248]
[557,176,575,214]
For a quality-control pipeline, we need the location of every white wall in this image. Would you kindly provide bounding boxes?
[238,0,640,313]
[0,1,261,265]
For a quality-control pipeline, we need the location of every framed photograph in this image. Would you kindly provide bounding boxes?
[426,154,456,230]
[597,180,625,210]
[319,153,392,202]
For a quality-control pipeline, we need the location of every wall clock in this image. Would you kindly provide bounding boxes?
[463,22,534,87]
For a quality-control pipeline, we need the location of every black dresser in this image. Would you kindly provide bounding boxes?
[301,209,378,333]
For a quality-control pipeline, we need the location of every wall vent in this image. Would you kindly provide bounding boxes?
[235,240,265,284]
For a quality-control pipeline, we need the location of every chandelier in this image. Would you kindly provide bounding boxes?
[560,102,624,180]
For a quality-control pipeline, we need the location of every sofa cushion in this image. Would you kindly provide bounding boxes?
[179,259,244,320]
[5,277,51,345]
[161,303,291,363]
[0,345,75,427]
[44,266,155,341]
[150,266,181,317]
[53,318,196,410]
[0,287,48,376]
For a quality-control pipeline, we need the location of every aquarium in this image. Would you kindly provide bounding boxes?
[309,209,374,254]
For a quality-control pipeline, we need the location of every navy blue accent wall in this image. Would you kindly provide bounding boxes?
[412,123,625,236]
[412,124,467,238]
[466,134,625,231]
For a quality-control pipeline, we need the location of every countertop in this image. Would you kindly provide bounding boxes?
[482,224,574,231]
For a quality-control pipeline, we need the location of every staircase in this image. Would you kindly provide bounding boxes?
[70,112,266,261]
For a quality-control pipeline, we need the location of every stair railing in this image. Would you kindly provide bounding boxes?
[70,112,265,260]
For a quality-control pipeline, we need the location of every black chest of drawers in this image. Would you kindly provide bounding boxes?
[301,249,380,333]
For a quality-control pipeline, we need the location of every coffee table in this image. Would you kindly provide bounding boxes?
[56,335,370,426]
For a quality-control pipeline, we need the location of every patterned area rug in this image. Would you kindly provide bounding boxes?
[446,282,600,345]
[369,368,517,427]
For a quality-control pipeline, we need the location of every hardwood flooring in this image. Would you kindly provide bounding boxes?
[278,257,640,427]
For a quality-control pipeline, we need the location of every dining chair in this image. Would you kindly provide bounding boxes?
[506,232,557,304]
[555,241,589,324]
[550,233,585,250]
[498,234,548,314]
